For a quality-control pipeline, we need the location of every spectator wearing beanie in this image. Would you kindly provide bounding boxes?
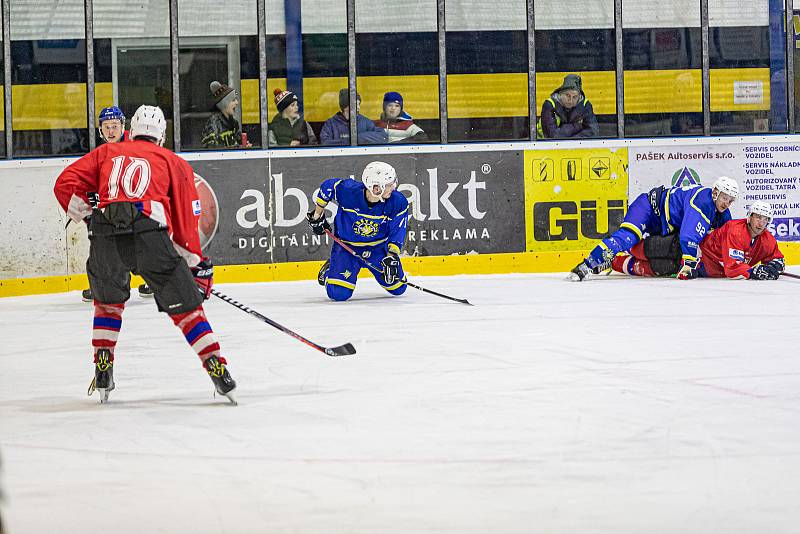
[268,88,317,146]
[375,91,427,143]
[320,88,388,145]
[201,80,249,148]
[537,73,599,139]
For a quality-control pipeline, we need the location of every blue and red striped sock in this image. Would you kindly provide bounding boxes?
[170,306,221,363]
[92,302,125,356]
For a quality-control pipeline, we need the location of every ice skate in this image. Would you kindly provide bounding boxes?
[317,259,330,286]
[81,288,94,302]
[88,348,115,403]
[568,261,592,282]
[203,355,237,405]
[138,283,154,298]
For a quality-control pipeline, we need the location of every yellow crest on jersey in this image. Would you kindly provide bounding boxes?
[353,218,380,237]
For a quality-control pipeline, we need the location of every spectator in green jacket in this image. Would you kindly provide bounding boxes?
[538,74,599,139]
[268,88,317,147]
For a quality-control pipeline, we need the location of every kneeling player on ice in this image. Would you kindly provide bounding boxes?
[612,200,785,280]
[53,105,236,404]
[570,176,738,281]
[306,161,410,301]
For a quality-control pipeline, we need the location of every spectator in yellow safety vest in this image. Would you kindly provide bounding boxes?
[537,74,599,139]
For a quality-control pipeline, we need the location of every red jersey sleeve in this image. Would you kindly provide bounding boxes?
[167,156,202,267]
[719,223,753,279]
[53,149,101,223]
[754,231,783,265]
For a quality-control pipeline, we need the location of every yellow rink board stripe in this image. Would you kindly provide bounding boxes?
[4,242,800,298]
[6,68,772,131]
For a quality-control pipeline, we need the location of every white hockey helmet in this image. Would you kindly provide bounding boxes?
[361,161,397,200]
[711,175,739,199]
[747,200,773,221]
[130,105,167,146]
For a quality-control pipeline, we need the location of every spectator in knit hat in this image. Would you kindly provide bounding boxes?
[320,88,388,145]
[375,91,427,143]
[201,80,249,148]
[268,88,317,147]
[537,74,599,139]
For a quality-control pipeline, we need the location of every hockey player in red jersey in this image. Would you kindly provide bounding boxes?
[54,105,236,404]
[611,200,785,280]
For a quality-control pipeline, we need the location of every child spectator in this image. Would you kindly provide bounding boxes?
[201,81,249,148]
[375,92,427,143]
[268,88,317,146]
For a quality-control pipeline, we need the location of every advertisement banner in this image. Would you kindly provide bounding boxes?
[629,143,800,241]
[524,148,629,252]
[192,151,525,265]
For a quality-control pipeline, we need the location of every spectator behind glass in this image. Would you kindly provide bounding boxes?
[375,92,427,143]
[201,81,250,148]
[537,74,599,139]
[268,88,318,147]
[320,89,388,146]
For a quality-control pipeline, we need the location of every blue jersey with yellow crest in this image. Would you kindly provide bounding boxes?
[314,177,410,255]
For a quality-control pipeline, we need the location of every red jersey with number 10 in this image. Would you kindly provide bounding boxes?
[699,218,783,279]
[54,139,202,267]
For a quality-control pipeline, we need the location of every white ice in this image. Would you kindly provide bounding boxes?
[2,273,800,533]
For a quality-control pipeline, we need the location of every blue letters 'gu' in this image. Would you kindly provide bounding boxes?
[583,183,732,269]
[313,177,410,301]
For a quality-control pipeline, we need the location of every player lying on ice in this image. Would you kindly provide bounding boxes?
[610,200,785,280]
[306,161,410,301]
[53,105,236,404]
[570,176,738,281]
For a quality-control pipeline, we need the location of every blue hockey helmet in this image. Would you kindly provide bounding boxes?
[98,106,126,142]
[98,106,125,125]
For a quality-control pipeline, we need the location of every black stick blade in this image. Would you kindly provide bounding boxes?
[325,343,357,357]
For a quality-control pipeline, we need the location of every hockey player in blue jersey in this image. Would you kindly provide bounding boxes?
[306,161,410,301]
[570,175,738,281]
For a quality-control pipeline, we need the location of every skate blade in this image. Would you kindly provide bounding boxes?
[224,392,238,406]
[213,389,238,406]
[566,272,587,282]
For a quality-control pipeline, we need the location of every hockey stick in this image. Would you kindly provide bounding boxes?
[324,229,473,306]
[210,288,356,357]
[780,272,800,280]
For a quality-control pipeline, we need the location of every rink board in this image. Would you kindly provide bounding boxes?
[3,135,800,297]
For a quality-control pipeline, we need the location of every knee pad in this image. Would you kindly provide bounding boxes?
[326,283,353,302]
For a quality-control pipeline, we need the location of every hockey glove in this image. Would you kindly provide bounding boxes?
[677,259,699,280]
[767,257,785,274]
[381,254,402,285]
[191,259,214,299]
[749,264,780,281]
[306,211,331,236]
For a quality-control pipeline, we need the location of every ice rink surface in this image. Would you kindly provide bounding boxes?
[2,272,800,533]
